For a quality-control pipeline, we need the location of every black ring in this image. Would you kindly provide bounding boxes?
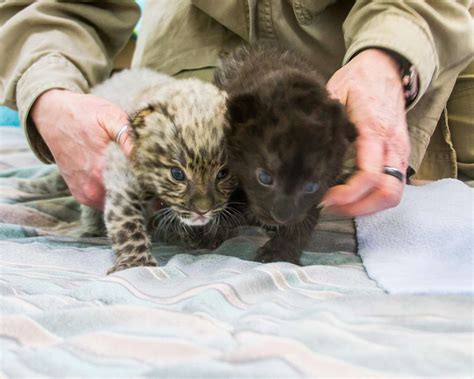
[383,166,404,183]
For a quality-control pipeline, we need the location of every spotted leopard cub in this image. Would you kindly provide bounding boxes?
[21,69,239,273]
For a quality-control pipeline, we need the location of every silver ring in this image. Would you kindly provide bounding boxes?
[115,124,129,144]
[383,166,404,183]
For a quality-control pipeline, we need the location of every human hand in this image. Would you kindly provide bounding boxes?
[31,89,133,209]
[323,48,410,216]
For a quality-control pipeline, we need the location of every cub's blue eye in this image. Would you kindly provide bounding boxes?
[257,169,273,186]
[216,168,228,180]
[303,182,319,193]
[171,167,186,181]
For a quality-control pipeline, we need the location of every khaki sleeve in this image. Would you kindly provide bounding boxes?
[0,1,140,162]
[342,0,474,108]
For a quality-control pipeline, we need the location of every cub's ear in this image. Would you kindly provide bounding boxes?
[129,105,156,138]
[227,93,259,126]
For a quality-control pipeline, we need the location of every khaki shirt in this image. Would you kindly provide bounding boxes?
[1,0,473,179]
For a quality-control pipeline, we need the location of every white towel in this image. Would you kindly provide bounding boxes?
[356,179,473,294]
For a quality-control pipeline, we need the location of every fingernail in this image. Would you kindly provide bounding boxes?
[320,206,343,217]
[317,200,331,209]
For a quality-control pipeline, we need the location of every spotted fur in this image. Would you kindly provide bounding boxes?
[214,44,356,264]
[98,69,240,273]
[20,69,239,273]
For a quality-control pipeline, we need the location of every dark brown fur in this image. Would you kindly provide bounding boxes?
[214,44,356,264]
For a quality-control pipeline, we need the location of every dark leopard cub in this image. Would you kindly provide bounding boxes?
[214,44,356,264]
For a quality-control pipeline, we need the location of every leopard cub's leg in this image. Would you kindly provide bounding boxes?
[105,191,157,274]
[17,169,69,195]
[103,144,157,274]
[80,205,106,237]
[255,206,321,265]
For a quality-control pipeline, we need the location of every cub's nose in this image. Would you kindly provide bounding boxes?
[191,196,212,216]
[270,208,295,225]
[270,210,293,225]
[194,209,211,216]
[270,196,297,225]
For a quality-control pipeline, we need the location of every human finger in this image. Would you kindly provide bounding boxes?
[322,120,385,208]
[324,135,406,216]
[96,104,133,157]
[113,123,133,157]
[323,179,401,216]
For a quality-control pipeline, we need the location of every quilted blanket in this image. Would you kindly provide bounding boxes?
[0,127,472,377]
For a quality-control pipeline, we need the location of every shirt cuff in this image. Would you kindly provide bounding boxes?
[343,13,437,110]
[16,54,89,163]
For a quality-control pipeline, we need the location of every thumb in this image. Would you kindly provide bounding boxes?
[326,71,349,105]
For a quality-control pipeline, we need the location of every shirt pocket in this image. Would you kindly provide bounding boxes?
[291,0,336,25]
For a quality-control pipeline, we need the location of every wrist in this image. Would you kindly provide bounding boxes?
[382,49,419,108]
[367,48,419,108]
[354,48,401,76]
[31,89,72,134]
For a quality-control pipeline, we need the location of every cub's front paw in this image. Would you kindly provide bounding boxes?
[107,256,158,275]
[255,240,302,265]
